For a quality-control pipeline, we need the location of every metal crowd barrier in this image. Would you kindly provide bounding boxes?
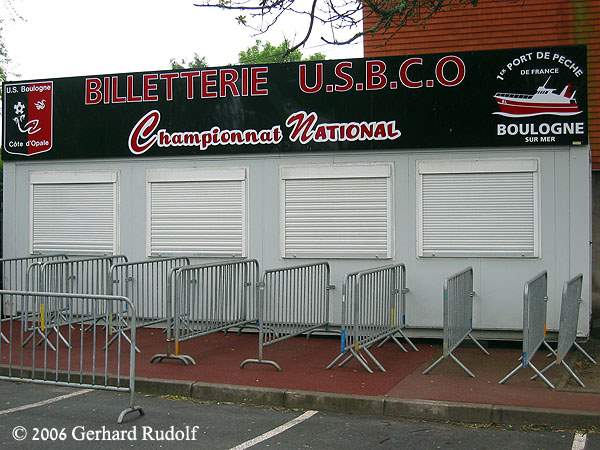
[499,271,555,388]
[151,259,259,365]
[0,255,69,344]
[531,274,597,388]
[423,267,489,377]
[107,257,190,351]
[326,264,417,373]
[23,256,128,351]
[241,262,335,371]
[0,290,144,423]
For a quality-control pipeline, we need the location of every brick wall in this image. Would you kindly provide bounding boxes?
[363,0,600,168]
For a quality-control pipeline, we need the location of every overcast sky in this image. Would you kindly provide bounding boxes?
[2,0,363,81]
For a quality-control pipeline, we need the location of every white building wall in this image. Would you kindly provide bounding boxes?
[2,145,591,338]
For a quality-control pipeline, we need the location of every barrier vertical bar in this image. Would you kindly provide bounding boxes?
[423,267,489,377]
[531,274,597,387]
[499,270,554,388]
[241,262,334,371]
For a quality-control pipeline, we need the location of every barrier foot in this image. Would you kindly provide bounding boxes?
[117,405,145,424]
[0,332,9,344]
[450,352,476,378]
[468,333,490,356]
[422,355,445,375]
[574,342,598,365]
[240,358,282,371]
[499,363,522,384]
[150,353,196,365]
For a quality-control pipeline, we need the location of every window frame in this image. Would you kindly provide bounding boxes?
[416,158,540,258]
[145,167,248,258]
[280,163,394,259]
[29,170,120,255]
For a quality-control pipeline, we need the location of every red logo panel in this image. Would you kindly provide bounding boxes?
[3,81,53,156]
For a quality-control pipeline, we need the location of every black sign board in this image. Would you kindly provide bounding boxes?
[2,45,587,160]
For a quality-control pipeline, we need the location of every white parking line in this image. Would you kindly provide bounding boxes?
[0,389,92,416]
[230,410,319,450]
[572,432,587,450]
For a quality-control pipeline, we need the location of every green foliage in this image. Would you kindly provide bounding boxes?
[238,39,325,65]
[0,20,7,99]
[170,53,208,70]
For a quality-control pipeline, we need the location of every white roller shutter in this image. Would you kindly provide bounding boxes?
[281,164,392,259]
[147,168,247,257]
[30,171,118,255]
[417,159,539,257]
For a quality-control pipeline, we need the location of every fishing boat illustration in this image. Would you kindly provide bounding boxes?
[493,77,581,117]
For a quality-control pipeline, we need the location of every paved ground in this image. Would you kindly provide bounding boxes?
[4,322,600,414]
[0,380,597,450]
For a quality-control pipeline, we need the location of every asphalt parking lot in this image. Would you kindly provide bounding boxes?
[0,380,596,450]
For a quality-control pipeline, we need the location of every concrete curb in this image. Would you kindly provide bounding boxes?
[134,377,600,428]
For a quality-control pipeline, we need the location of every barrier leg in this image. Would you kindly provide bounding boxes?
[529,362,555,389]
[239,358,282,371]
[106,329,141,353]
[349,348,374,373]
[338,352,354,368]
[499,362,522,384]
[362,346,386,372]
[397,329,419,352]
[376,336,390,348]
[559,360,586,388]
[337,344,378,372]
[530,342,558,381]
[545,343,558,358]
[23,328,57,351]
[117,406,145,424]
[117,388,145,424]
[530,360,556,380]
[574,342,598,365]
[449,352,476,378]
[391,335,408,353]
[326,351,347,369]
[468,333,490,355]
[150,341,196,365]
[377,332,416,352]
[47,327,72,349]
[422,354,445,375]
[240,341,282,371]
[0,331,8,344]
[424,350,477,377]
